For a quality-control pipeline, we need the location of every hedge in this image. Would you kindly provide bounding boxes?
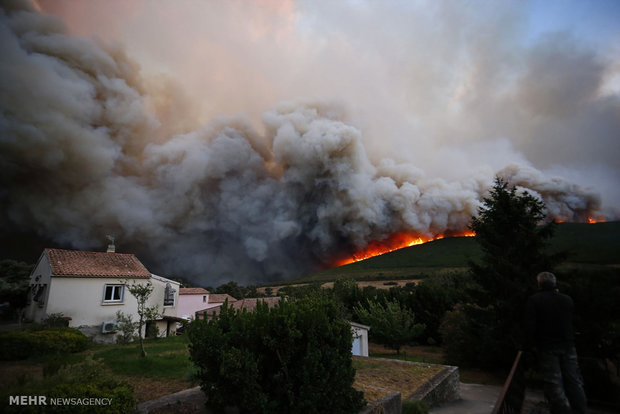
[2,358,136,413]
[0,328,88,360]
[188,294,365,414]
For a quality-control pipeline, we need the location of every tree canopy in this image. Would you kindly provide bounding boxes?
[469,177,561,307]
[0,259,33,321]
[188,295,364,414]
[354,298,425,354]
[442,177,563,369]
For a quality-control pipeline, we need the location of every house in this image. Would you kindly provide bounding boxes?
[177,287,211,320]
[177,289,240,320]
[350,321,370,357]
[24,246,182,343]
[207,293,238,306]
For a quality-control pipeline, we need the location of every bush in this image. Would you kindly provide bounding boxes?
[42,313,70,328]
[0,328,88,360]
[439,303,503,368]
[146,322,160,338]
[188,295,365,414]
[402,399,429,414]
[439,305,472,366]
[2,358,136,413]
[407,272,471,344]
[115,311,137,344]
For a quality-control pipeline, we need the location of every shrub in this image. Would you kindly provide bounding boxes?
[402,399,429,414]
[188,295,365,414]
[2,358,136,413]
[42,313,70,328]
[406,272,471,344]
[0,328,87,360]
[439,304,499,368]
[146,322,160,338]
[115,311,137,344]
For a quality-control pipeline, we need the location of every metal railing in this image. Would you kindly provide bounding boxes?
[492,351,526,414]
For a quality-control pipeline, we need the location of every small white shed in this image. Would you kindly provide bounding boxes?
[350,321,370,357]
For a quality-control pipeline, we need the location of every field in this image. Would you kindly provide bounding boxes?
[272,221,620,287]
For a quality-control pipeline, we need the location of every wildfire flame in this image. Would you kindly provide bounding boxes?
[556,217,605,224]
[334,230,475,267]
[335,217,605,267]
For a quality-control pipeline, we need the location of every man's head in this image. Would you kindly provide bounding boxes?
[537,271,557,290]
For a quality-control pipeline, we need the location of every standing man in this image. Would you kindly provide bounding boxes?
[526,271,588,414]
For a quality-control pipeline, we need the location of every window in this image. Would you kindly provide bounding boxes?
[33,284,47,308]
[164,283,176,307]
[203,295,207,302]
[33,284,46,302]
[103,284,124,303]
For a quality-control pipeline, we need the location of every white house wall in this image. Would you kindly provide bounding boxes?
[43,277,178,328]
[149,275,180,318]
[46,277,142,327]
[25,252,53,323]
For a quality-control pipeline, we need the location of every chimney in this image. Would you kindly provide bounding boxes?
[106,235,115,253]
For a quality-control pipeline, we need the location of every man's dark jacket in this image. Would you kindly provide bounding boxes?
[525,288,575,350]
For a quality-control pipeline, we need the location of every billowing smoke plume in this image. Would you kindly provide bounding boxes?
[0,1,614,284]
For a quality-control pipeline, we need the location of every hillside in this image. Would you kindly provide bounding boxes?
[284,221,620,285]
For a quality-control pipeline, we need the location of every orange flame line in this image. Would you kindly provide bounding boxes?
[334,231,475,267]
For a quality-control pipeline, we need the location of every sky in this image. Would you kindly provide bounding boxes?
[1,0,618,284]
[34,0,620,174]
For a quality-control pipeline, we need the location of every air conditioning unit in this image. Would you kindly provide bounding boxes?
[101,320,119,334]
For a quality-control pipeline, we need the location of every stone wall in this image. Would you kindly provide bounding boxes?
[407,365,460,407]
[359,392,401,414]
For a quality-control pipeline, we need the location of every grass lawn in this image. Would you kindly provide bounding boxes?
[368,343,505,386]
[1,334,501,404]
[353,357,443,402]
[1,336,508,409]
[0,335,198,402]
[92,335,198,401]
[95,335,194,379]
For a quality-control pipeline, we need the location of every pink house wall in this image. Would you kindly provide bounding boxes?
[177,293,209,319]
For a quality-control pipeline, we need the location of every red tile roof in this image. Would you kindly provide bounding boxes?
[45,248,151,278]
[231,297,281,312]
[197,297,281,319]
[207,294,237,303]
[179,287,210,295]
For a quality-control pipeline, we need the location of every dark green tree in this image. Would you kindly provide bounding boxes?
[353,298,425,355]
[0,260,33,322]
[332,278,363,319]
[188,295,364,414]
[469,177,560,306]
[215,281,248,299]
[443,177,563,368]
[407,272,472,344]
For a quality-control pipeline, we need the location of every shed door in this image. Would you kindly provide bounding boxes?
[352,337,361,356]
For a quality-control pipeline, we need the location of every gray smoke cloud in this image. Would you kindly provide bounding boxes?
[0,1,615,284]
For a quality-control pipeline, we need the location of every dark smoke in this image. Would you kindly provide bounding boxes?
[0,1,609,284]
